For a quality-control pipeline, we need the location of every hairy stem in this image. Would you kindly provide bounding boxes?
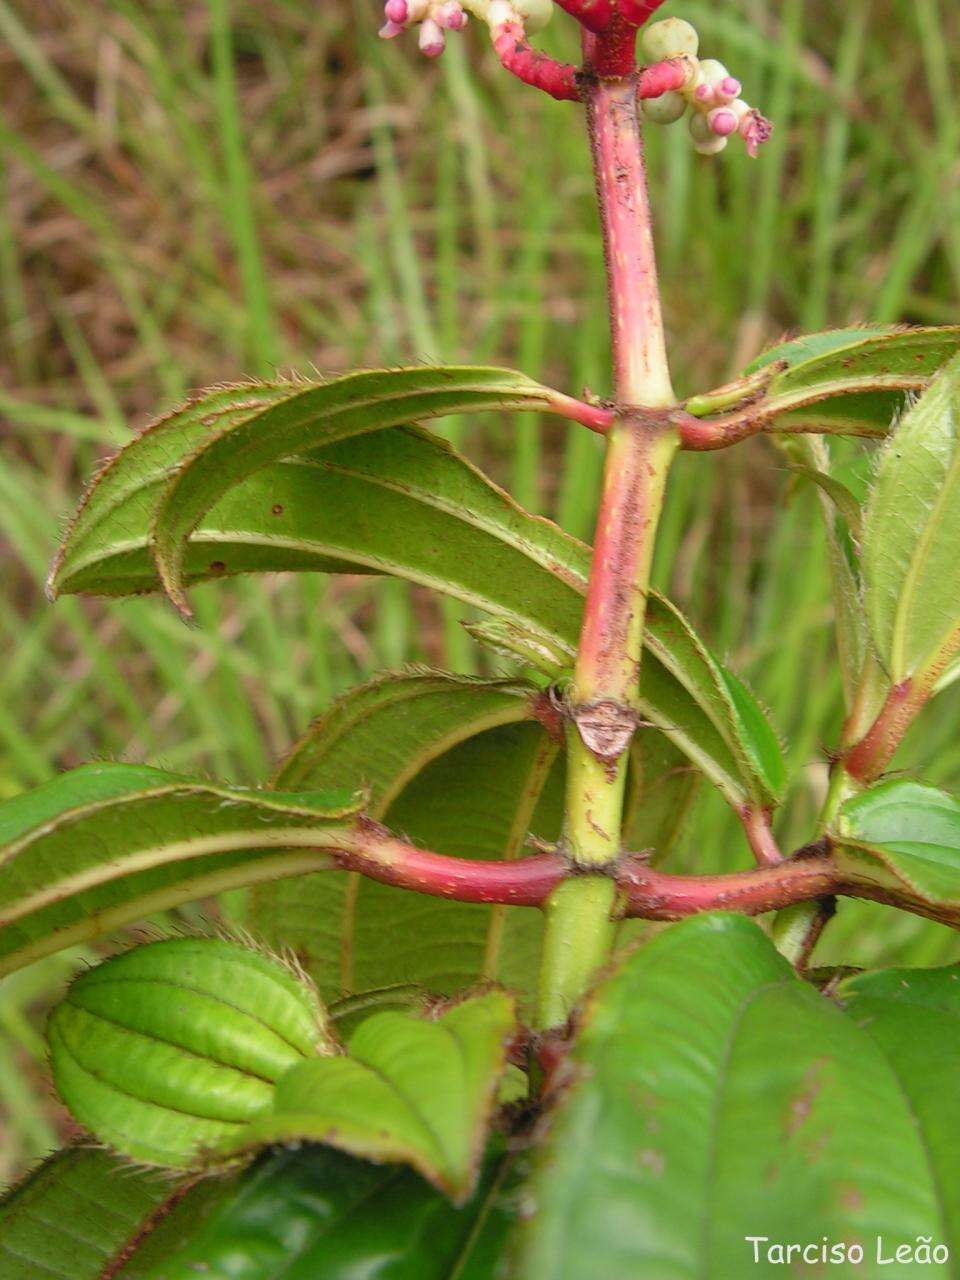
[536,61,677,1028]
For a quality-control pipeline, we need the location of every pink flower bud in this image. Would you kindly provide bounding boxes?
[379,18,404,38]
[708,108,739,138]
[436,1,468,30]
[695,83,713,104]
[419,17,445,56]
[719,76,742,101]
[384,0,408,23]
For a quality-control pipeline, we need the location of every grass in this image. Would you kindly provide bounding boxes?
[1,0,959,1179]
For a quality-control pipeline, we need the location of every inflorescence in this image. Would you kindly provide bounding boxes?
[378,4,771,158]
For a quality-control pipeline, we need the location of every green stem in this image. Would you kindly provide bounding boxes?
[535,61,677,1028]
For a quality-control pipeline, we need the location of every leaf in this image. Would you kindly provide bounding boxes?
[516,913,948,1280]
[0,1147,231,1280]
[862,352,960,684]
[223,992,515,1202]
[641,596,785,807]
[840,964,960,1253]
[52,424,588,658]
[834,778,960,908]
[250,671,562,1008]
[124,1146,520,1280]
[0,1144,519,1280]
[54,415,783,813]
[0,763,360,977]
[694,327,960,439]
[145,369,558,615]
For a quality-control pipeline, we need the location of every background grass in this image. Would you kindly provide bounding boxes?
[1,0,959,1179]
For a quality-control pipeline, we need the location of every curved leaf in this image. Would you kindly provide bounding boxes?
[146,369,559,614]
[516,913,948,1280]
[250,671,562,1006]
[840,964,960,1253]
[124,1146,519,1280]
[862,351,960,684]
[0,764,359,977]
[835,778,960,908]
[744,325,898,373]
[224,992,515,1202]
[54,415,783,812]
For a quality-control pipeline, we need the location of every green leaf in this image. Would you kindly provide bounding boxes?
[54,412,783,813]
[862,352,960,684]
[0,763,360,977]
[124,1146,520,1280]
[145,369,558,615]
[250,671,562,1007]
[52,424,587,658]
[697,327,960,439]
[516,914,948,1279]
[224,992,515,1202]
[0,1145,519,1280]
[835,778,960,908]
[0,1147,230,1280]
[642,596,785,807]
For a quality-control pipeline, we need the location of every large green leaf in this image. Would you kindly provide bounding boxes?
[250,672,563,1007]
[225,992,515,1202]
[0,1147,233,1280]
[54,408,783,811]
[0,1144,518,1280]
[124,1146,519,1280]
[0,764,359,977]
[834,779,960,908]
[515,914,948,1279]
[841,964,960,1255]
[691,327,960,438]
[862,352,960,684]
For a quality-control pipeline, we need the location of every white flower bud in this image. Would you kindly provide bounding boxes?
[690,111,728,154]
[515,0,553,32]
[697,58,729,87]
[641,18,699,62]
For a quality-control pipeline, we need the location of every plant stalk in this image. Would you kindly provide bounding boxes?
[536,60,678,1028]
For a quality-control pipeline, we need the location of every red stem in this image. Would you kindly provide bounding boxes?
[739,805,784,867]
[492,23,580,101]
[330,822,960,930]
[843,677,931,785]
[636,58,689,99]
[546,389,615,434]
[552,0,615,34]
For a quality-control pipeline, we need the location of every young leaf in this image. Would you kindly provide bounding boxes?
[0,763,359,976]
[516,914,948,1279]
[250,671,562,1006]
[862,351,960,686]
[840,964,960,1254]
[834,779,960,909]
[223,992,516,1203]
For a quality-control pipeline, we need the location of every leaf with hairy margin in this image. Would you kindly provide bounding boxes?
[0,763,359,977]
[516,913,949,1280]
[223,992,515,1203]
[834,778,960,909]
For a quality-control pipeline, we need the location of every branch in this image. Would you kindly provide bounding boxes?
[739,805,784,867]
[491,21,580,101]
[843,677,931,785]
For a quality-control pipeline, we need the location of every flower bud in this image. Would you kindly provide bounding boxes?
[708,107,739,138]
[419,16,446,55]
[384,0,409,23]
[48,937,332,1169]
[690,111,728,155]
[641,18,699,62]
[642,91,688,126]
[696,58,730,87]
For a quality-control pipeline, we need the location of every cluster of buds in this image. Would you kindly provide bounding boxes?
[380,0,551,59]
[640,19,772,157]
